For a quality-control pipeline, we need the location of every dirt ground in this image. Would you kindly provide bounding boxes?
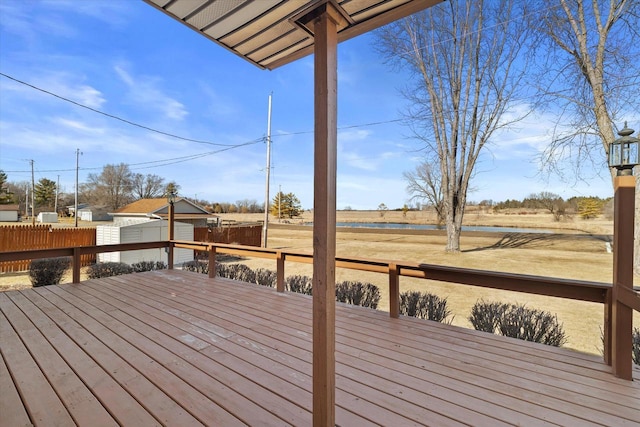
[1,210,636,355]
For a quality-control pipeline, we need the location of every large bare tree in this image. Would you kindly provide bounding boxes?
[131,173,165,200]
[83,163,133,211]
[378,0,532,251]
[535,0,640,272]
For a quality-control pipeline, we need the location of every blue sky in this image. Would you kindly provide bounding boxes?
[0,0,620,210]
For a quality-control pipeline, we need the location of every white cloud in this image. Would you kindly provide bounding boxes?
[114,65,188,121]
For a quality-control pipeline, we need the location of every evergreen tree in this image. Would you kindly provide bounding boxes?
[0,170,14,204]
[34,177,56,211]
[270,191,302,219]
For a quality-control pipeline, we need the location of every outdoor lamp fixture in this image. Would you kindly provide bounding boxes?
[609,123,640,175]
[608,122,638,380]
[167,190,177,205]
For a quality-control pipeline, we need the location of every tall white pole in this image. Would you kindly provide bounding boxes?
[30,159,35,225]
[55,174,59,215]
[75,148,80,227]
[262,93,273,248]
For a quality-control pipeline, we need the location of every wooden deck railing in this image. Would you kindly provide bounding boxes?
[1,239,638,380]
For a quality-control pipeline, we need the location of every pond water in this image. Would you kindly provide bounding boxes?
[304,222,554,234]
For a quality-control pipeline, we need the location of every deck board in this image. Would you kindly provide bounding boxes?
[1,270,639,427]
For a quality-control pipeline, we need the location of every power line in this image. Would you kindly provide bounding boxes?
[0,72,241,147]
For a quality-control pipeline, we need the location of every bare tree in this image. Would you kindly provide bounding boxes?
[131,173,165,200]
[403,160,444,224]
[526,191,567,221]
[84,163,133,211]
[535,0,639,176]
[535,0,640,271]
[378,0,533,251]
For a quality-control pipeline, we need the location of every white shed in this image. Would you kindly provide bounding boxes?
[0,205,20,222]
[96,219,193,267]
[37,212,58,223]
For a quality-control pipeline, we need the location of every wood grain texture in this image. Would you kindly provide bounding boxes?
[1,270,639,427]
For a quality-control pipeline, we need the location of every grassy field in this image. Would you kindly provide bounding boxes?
[217,210,637,356]
[1,209,637,355]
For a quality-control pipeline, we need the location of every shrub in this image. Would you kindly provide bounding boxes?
[182,260,209,274]
[217,263,256,283]
[469,300,509,333]
[496,303,566,347]
[87,262,133,279]
[336,281,381,309]
[29,257,71,287]
[633,328,640,366]
[131,261,167,273]
[286,275,313,295]
[399,291,452,323]
[254,268,276,287]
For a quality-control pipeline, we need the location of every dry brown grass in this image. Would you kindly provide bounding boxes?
[1,211,636,355]
[219,211,636,356]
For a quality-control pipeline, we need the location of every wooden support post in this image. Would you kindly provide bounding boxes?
[276,251,285,292]
[611,174,635,380]
[168,201,175,270]
[310,4,345,426]
[389,263,399,318]
[72,247,81,284]
[208,246,216,279]
[603,288,612,365]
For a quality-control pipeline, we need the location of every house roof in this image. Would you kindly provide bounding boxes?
[0,204,19,211]
[114,198,213,216]
[143,0,441,70]
[115,198,168,214]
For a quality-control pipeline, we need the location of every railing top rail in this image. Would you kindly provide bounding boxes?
[1,239,618,306]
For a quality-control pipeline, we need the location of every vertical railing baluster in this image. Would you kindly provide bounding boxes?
[389,263,399,318]
[209,245,216,279]
[276,251,285,292]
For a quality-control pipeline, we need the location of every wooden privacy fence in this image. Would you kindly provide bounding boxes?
[0,225,96,272]
[194,223,261,247]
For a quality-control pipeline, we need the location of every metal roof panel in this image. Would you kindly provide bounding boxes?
[143,0,442,70]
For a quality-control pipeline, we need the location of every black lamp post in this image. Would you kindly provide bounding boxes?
[607,123,638,380]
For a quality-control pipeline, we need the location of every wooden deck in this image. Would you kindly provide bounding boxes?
[1,270,638,426]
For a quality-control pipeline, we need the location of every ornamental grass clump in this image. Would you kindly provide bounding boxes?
[335,281,381,309]
[131,261,167,272]
[469,300,567,347]
[182,260,209,274]
[217,263,256,283]
[469,300,509,333]
[87,262,133,279]
[29,257,71,287]
[253,268,276,287]
[399,291,452,323]
[286,275,313,295]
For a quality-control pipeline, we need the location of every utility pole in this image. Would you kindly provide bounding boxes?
[55,174,60,216]
[75,148,81,227]
[278,184,281,222]
[262,92,273,248]
[24,184,29,220]
[30,159,35,225]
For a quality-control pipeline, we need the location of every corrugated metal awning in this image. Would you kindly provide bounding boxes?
[143,0,441,70]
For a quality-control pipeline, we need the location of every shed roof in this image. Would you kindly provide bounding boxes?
[143,0,440,70]
[0,204,20,212]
